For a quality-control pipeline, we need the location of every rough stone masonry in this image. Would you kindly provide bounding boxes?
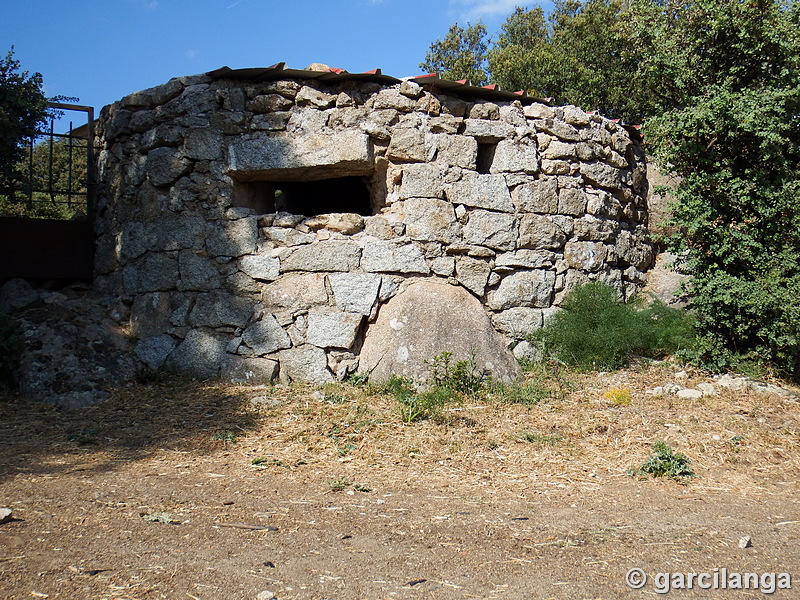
[92,64,654,386]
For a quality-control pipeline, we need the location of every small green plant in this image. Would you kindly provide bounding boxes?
[0,312,22,389]
[425,351,487,397]
[211,430,237,443]
[337,443,357,457]
[327,476,350,492]
[352,482,372,492]
[345,372,369,386]
[398,389,451,423]
[513,430,564,445]
[633,441,696,482]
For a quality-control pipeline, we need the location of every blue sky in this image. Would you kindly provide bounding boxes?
[2,0,552,133]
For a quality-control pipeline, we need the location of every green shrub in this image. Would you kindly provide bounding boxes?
[533,282,696,370]
[0,312,22,388]
[633,441,696,482]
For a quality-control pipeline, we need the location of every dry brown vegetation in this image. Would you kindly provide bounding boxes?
[1,362,799,599]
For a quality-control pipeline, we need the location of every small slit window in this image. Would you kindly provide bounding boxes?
[476,143,497,175]
[232,176,372,217]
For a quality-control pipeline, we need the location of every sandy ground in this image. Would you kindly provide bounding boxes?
[2,362,799,600]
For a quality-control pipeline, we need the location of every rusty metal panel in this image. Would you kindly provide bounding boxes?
[0,218,94,281]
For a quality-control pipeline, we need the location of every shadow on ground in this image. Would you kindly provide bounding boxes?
[0,378,276,482]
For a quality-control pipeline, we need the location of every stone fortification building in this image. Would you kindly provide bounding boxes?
[93,63,653,384]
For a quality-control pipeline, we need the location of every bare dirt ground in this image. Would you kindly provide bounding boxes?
[2,361,800,600]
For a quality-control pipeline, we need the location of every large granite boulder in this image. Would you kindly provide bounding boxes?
[358,280,521,384]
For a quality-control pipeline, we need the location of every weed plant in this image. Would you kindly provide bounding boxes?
[633,440,696,482]
[533,282,696,371]
[513,430,564,445]
[425,351,487,397]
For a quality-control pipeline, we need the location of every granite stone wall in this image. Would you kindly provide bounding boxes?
[93,69,653,383]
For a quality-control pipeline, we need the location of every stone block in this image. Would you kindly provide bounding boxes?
[463,210,518,251]
[205,217,259,257]
[487,270,556,310]
[145,147,191,187]
[491,308,544,339]
[239,254,280,281]
[188,291,254,328]
[446,172,514,213]
[519,214,567,250]
[282,240,361,272]
[403,197,460,244]
[399,163,444,199]
[491,139,539,174]
[220,355,279,385]
[455,256,491,297]
[134,334,177,370]
[166,329,228,380]
[328,273,382,315]
[227,131,373,180]
[361,238,430,274]
[262,273,328,310]
[306,310,363,349]
[277,345,333,383]
[387,129,434,162]
[242,314,291,355]
[512,178,558,214]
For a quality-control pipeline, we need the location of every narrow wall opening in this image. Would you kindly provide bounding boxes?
[476,143,497,174]
[232,176,372,217]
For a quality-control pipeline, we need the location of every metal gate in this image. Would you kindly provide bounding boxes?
[0,103,96,280]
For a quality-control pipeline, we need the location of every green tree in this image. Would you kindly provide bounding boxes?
[544,0,639,118]
[1,136,89,219]
[487,6,550,93]
[419,22,490,85]
[629,0,800,377]
[425,3,640,119]
[0,47,50,194]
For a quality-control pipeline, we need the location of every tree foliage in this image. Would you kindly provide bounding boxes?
[419,22,490,85]
[423,2,639,118]
[633,0,800,378]
[0,47,50,193]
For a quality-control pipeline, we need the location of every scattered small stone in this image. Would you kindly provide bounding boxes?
[263,561,276,568]
[311,390,325,402]
[256,590,276,600]
[715,374,749,392]
[696,382,717,396]
[249,395,282,408]
[0,507,13,524]
[663,383,685,395]
[674,370,688,380]
[222,500,235,506]
[645,386,664,396]
[738,536,753,549]
[676,388,704,400]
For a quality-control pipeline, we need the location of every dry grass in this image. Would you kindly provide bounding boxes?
[2,360,799,497]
